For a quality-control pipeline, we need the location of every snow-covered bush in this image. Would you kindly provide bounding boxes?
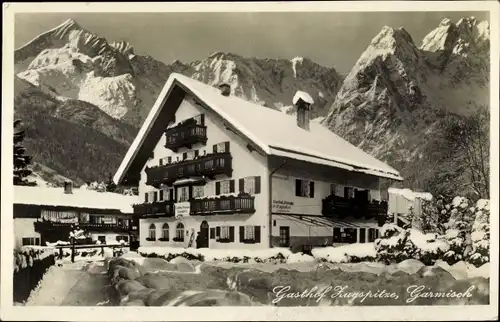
[468,199,490,267]
[14,246,56,273]
[375,224,449,265]
[138,247,293,264]
[312,243,376,263]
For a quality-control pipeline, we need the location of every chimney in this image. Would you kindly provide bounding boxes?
[64,180,73,194]
[293,91,314,131]
[218,83,231,96]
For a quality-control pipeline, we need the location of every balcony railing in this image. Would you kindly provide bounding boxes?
[164,119,207,152]
[145,152,232,187]
[191,194,256,216]
[132,200,175,218]
[322,195,388,224]
[34,221,130,233]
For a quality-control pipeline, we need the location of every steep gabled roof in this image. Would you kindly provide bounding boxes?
[14,186,139,213]
[114,73,403,185]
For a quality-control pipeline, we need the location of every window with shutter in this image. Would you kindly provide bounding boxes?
[220,180,230,194]
[216,226,221,238]
[159,158,163,166]
[182,152,188,160]
[224,141,230,152]
[243,226,255,240]
[213,144,218,153]
[145,193,149,203]
[345,187,354,199]
[210,228,215,239]
[239,178,245,192]
[215,182,221,195]
[167,157,172,164]
[153,191,158,202]
[194,150,199,158]
[309,181,315,198]
[295,179,301,196]
[159,189,164,201]
[296,179,312,197]
[229,180,235,193]
[243,177,255,194]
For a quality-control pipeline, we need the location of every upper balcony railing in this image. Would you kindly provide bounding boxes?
[132,200,175,218]
[322,194,388,224]
[164,117,207,152]
[133,194,255,218]
[190,193,255,216]
[145,151,232,187]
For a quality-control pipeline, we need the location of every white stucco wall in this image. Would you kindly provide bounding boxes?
[14,218,40,249]
[138,95,270,249]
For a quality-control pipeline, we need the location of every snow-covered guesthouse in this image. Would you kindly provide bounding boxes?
[13,182,140,248]
[113,73,403,252]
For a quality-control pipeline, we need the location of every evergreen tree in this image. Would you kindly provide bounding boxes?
[105,174,117,192]
[13,120,36,186]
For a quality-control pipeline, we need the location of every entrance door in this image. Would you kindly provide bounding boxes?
[198,221,209,248]
[279,226,290,247]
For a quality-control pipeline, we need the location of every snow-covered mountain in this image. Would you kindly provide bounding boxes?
[15,19,342,128]
[322,16,489,191]
[14,16,489,192]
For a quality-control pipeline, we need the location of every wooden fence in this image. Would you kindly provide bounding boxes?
[55,244,130,263]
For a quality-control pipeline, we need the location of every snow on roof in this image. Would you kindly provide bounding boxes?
[292,90,314,106]
[14,186,139,213]
[388,187,433,201]
[114,73,402,184]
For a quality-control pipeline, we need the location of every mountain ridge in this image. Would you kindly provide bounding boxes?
[14,16,489,196]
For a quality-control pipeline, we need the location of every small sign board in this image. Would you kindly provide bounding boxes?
[272,200,294,213]
[175,202,191,219]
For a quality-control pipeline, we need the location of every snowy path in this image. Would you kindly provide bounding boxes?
[26,260,113,306]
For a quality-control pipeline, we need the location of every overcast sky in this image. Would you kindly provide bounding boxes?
[14,11,489,74]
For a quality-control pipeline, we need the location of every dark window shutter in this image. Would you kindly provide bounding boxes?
[254,176,261,194]
[153,191,158,202]
[169,189,174,201]
[239,179,245,192]
[210,228,215,239]
[188,186,193,200]
[229,226,235,242]
[216,226,221,238]
[224,141,230,152]
[295,179,301,196]
[229,180,235,193]
[159,190,164,201]
[215,182,221,195]
[145,193,149,203]
[213,144,218,153]
[159,159,163,166]
[254,226,261,243]
[194,150,199,157]
[182,152,187,160]
[344,187,349,198]
[200,114,205,125]
[309,181,315,198]
[239,226,245,242]
[167,156,172,164]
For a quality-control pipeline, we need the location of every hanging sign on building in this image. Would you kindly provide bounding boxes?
[175,202,191,219]
[272,200,294,213]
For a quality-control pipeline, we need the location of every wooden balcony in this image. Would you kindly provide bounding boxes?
[164,118,207,152]
[322,195,388,224]
[190,194,256,216]
[145,152,232,187]
[34,221,130,233]
[132,200,175,218]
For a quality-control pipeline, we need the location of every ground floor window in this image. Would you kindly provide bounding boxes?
[175,223,185,241]
[148,224,156,240]
[279,226,290,247]
[22,237,40,246]
[97,235,106,244]
[333,227,357,243]
[368,228,379,242]
[161,223,170,241]
[243,226,255,240]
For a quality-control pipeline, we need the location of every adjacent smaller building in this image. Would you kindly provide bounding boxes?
[388,187,433,227]
[13,182,139,248]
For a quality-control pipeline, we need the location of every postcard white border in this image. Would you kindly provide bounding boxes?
[2,1,499,321]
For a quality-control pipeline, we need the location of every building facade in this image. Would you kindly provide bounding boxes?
[114,73,403,251]
[13,185,138,248]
